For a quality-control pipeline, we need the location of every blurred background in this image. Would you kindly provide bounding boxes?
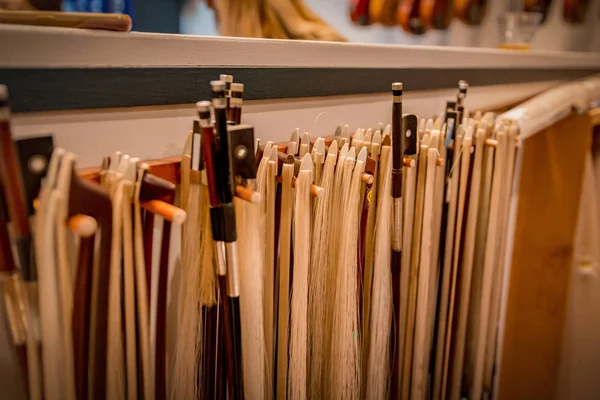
[1,0,599,51]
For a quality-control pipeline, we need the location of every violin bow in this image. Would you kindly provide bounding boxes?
[401,130,430,399]
[198,100,225,400]
[390,82,404,398]
[411,132,441,399]
[276,154,294,399]
[398,114,418,396]
[211,80,245,399]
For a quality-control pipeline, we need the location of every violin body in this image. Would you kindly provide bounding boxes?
[523,0,553,23]
[350,0,372,25]
[420,0,453,30]
[398,0,428,35]
[379,0,402,26]
[563,0,590,23]
[454,0,487,25]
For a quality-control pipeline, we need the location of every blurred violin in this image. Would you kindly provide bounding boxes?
[350,0,371,25]
[373,0,402,26]
[420,0,453,29]
[454,0,487,25]
[398,0,428,34]
[563,0,589,23]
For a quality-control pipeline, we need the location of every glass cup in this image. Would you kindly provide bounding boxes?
[497,12,543,50]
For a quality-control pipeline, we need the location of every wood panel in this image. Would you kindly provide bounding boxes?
[498,113,593,399]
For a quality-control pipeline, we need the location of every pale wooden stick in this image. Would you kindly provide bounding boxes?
[464,137,495,392]
[236,190,270,400]
[324,142,350,393]
[308,141,337,399]
[401,135,430,399]
[361,131,381,388]
[121,159,138,400]
[39,183,66,399]
[107,159,126,400]
[30,148,63,400]
[365,145,392,399]
[288,154,313,400]
[54,152,77,400]
[330,148,362,400]
[133,165,153,400]
[470,130,508,400]
[411,145,439,399]
[448,127,484,400]
[442,126,468,400]
[398,146,418,396]
[276,161,294,399]
[434,127,463,400]
[264,149,278,378]
[482,126,518,394]
[423,129,446,396]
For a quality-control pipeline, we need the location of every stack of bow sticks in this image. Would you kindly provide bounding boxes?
[0,76,519,400]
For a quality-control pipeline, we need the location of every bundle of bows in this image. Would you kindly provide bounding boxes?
[1,76,521,400]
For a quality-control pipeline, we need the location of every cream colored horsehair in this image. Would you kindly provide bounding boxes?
[330,147,363,400]
[133,165,153,400]
[54,152,77,400]
[276,161,294,400]
[411,144,439,400]
[120,158,138,400]
[482,125,518,393]
[171,171,207,400]
[105,155,127,400]
[29,148,62,400]
[288,154,313,400]
[54,154,76,400]
[470,130,509,400]
[39,174,64,399]
[308,140,338,399]
[36,152,72,400]
[361,129,381,383]
[256,142,273,388]
[365,144,392,400]
[398,140,418,394]
[439,127,466,400]
[401,135,430,399]
[236,190,270,400]
[264,147,278,373]
[448,126,484,400]
[324,142,349,387]
[423,128,447,389]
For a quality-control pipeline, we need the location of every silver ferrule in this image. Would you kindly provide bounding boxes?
[392,197,403,251]
[215,241,227,276]
[225,242,240,297]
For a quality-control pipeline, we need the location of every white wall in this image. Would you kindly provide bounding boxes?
[180,0,600,52]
